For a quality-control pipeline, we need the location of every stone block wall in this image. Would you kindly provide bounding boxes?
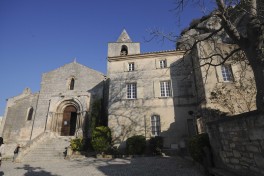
[207,111,264,176]
[3,93,39,143]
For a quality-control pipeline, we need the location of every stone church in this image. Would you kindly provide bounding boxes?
[0,29,255,157]
[0,61,106,154]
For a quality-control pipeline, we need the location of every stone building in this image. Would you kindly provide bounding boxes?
[0,61,105,148]
[177,14,256,133]
[0,29,255,156]
[190,41,255,133]
[107,30,197,148]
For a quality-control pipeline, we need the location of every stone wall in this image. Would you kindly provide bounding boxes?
[207,111,264,176]
[2,90,39,143]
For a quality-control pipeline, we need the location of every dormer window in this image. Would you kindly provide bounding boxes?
[120,45,128,56]
[69,78,75,90]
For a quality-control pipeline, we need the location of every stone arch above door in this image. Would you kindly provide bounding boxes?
[49,98,84,136]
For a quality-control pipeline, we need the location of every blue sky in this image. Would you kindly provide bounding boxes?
[0,0,214,115]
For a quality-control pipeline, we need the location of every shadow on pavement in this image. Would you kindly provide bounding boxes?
[95,157,204,176]
[15,164,57,176]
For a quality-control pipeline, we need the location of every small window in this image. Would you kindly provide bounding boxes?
[151,115,161,136]
[160,81,171,97]
[221,65,233,82]
[121,45,128,55]
[160,60,167,68]
[127,83,137,99]
[128,62,135,71]
[27,107,34,121]
[69,78,75,90]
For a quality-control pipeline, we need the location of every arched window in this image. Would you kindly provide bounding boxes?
[69,78,75,90]
[120,45,128,56]
[151,115,161,136]
[27,107,34,121]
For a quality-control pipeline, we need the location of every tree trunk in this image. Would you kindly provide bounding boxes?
[245,10,264,112]
[245,49,264,112]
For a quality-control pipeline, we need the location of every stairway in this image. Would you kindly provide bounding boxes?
[21,136,72,162]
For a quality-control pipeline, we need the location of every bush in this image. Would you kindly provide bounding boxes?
[70,138,83,151]
[188,133,210,163]
[149,136,163,155]
[107,146,122,156]
[91,126,112,153]
[126,135,146,155]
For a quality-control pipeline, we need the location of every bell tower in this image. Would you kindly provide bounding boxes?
[108,29,140,57]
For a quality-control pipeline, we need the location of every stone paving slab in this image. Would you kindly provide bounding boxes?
[0,156,205,176]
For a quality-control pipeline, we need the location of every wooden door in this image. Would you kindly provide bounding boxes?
[61,106,77,136]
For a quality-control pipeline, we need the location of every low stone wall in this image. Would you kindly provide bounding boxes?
[207,111,264,176]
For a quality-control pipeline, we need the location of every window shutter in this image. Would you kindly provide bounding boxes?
[123,62,126,72]
[165,59,169,68]
[215,66,224,82]
[121,82,126,99]
[231,64,239,82]
[154,80,160,97]
[137,84,142,99]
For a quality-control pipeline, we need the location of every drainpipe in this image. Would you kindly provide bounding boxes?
[144,115,146,138]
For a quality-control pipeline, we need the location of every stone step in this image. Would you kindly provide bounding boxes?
[21,135,71,162]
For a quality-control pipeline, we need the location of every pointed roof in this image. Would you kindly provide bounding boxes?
[117,29,132,42]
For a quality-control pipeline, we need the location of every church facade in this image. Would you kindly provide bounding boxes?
[0,62,106,145]
[0,30,255,153]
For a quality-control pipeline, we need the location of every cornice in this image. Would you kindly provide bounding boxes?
[108,50,185,62]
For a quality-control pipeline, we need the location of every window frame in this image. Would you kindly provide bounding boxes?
[128,62,135,71]
[160,81,171,97]
[127,83,137,99]
[151,115,161,136]
[26,107,34,121]
[221,65,233,82]
[69,78,75,90]
[159,59,167,68]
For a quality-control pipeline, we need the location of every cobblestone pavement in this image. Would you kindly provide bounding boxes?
[0,156,205,176]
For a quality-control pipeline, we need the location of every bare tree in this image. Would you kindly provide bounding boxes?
[171,0,264,111]
[210,76,256,114]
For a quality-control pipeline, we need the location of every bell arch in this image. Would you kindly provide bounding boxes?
[120,45,128,55]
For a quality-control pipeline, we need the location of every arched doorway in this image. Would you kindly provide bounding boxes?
[61,105,77,136]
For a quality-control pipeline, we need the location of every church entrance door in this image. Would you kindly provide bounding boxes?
[61,105,77,136]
